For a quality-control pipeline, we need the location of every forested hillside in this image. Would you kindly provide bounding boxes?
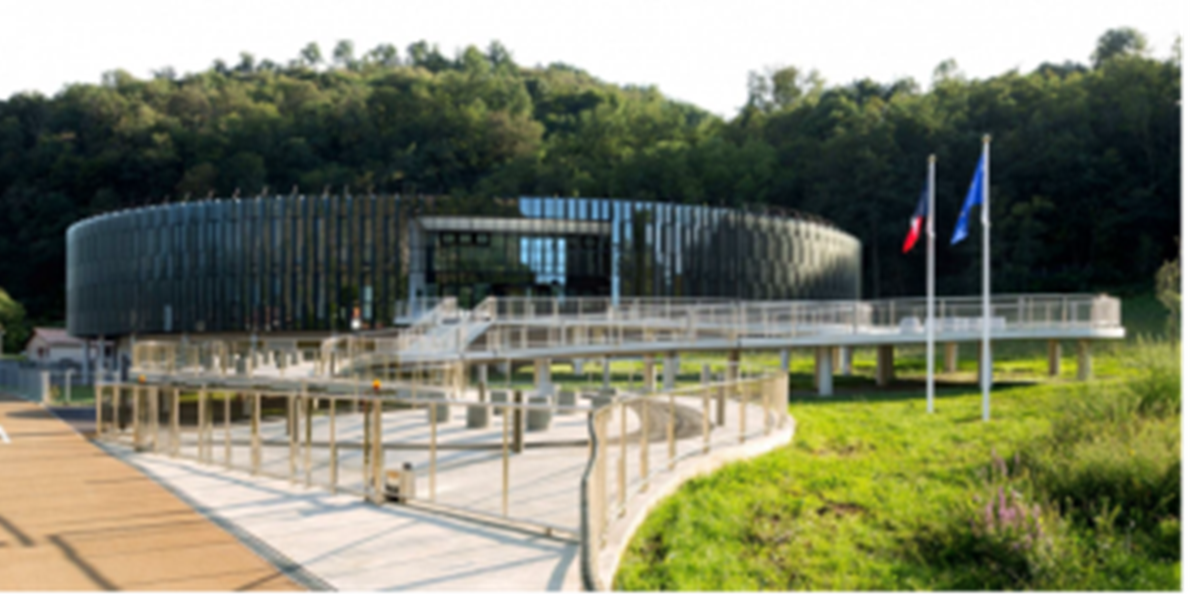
[0,30,1180,324]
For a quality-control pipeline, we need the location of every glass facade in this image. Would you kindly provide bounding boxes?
[67,195,862,337]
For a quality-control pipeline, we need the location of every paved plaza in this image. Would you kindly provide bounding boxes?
[0,393,302,591]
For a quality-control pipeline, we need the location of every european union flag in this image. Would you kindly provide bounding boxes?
[950,154,986,245]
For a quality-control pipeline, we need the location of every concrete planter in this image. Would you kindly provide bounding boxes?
[526,395,553,431]
[466,404,491,429]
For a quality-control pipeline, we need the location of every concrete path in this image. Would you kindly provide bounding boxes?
[112,447,583,591]
[92,393,779,591]
[0,393,303,591]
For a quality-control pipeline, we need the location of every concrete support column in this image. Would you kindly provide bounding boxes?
[643,356,656,392]
[572,359,584,376]
[1047,340,1062,377]
[944,343,958,373]
[839,347,853,375]
[876,345,894,387]
[663,351,678,391]
[830,347,841,374]
[727,350,741,382]
[779,349,791,372]
[816,347,833,397]
[477,363,489,386]
[533,359,552,395]
[1076,339,1093,381]
[602,356,612,390]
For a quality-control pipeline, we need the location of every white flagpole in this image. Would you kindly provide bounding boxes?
[981,134,992,421]
[927,154,936,413]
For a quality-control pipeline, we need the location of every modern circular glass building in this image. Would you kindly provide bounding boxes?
[67,196,862,339]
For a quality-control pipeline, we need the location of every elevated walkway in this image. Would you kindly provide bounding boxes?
[129,293,1123,389]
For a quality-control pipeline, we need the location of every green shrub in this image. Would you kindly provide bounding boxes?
[1029,418,1180,534]
[913,450,1062,589]
[1121,338,1181,417]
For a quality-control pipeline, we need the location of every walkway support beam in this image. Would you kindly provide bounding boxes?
[876,345,895,387]
[1048,340,1062,377]
[663,351,678,391]
[944,343,958,373]
[816,347,833,397]
[1077,340,1093,381]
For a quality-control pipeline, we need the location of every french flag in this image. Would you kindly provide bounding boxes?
[902,187,929,253]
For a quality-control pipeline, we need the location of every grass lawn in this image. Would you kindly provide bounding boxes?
[615,295,1180,591]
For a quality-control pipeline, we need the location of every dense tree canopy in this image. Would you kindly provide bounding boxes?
[0,33,1180,329]
[0,287,29,354]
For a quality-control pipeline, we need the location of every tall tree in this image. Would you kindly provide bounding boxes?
[1092,27,1149,67]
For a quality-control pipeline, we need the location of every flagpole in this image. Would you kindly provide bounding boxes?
[927,154,936,413]
[981,134,992,421]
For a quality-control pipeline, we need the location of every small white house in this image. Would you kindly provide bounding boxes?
[24,328,87,367]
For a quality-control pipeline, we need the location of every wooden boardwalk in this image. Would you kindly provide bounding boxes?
[0,394,303,591]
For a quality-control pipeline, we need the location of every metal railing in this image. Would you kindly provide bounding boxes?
[129,294,1123,381]
[393,296,445,322]
[578,366,791,591]
[0,359,46,401]
[96,358,790,574]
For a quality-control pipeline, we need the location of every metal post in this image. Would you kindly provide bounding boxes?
[667,393,676,468]
[223,391,231,467]
[702,386,710,453]
[132,385,141,450]
[288,395,297,482]
[639,397,649,491]
[429,397,438,502]
[764,378,773,436]
[93,383,104,439]
[329,398,338,493]
[980,135,992,422]
[362,398,371,500]
[513,390,524,453]
[717,383,726,426]
[373,398,384,504]
[151,387,160,453]
[304,394,313,488]
[252,392,261,475]
[739,380,747,443]
[502,403,510,517]
[619,401,627,512]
